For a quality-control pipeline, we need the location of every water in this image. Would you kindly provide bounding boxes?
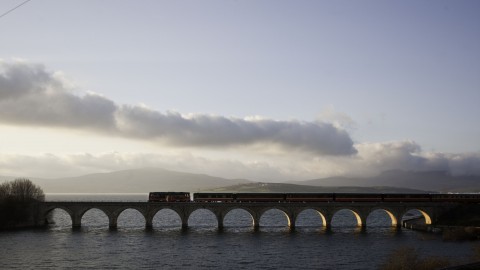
[0,194,477,269]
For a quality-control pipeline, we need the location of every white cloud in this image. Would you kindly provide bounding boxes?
[329,141,480,178]
[0,152,294,180]
[0,60,356,156]
[1,60,479,181]
[0,144,479,180]
[317,106,357,131]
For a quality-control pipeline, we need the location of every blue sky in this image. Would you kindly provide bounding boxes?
[0,0,479,180]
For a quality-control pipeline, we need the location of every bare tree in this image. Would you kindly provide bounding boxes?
[8,178,45,202]
[0,181,11,201]
[0,179,44,228]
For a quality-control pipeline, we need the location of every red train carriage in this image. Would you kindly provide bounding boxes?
[334,193,383,202]
[166,192,191,202]
[151,192,480,203]
[431,193,480,202]
[193,193,286,202]
[148,192,190,202]
[149,192,168,202]
[382,193,431,202]
[193,193,235,202]
[285,193,334,202]
[235,193,286,202]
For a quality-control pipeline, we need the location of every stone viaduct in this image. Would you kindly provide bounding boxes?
[38,201,460,230]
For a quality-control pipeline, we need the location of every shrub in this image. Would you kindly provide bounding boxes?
[380,247,450,270]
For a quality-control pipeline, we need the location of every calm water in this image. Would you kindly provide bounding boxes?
[0,194,477,269]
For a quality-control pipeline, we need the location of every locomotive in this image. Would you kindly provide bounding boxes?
[148,192,480,203]
[148,192,191,202]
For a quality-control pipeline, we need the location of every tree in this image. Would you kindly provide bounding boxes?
[0,181,12,201]
[7,178,45,202]
[0,179,44,228]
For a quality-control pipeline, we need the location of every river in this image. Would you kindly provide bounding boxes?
[0,194,477,269]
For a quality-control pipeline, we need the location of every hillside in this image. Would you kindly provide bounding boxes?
[298,170,480,193]
[203,182,428,193]
[25,168,251,193]
[2,168,478,194]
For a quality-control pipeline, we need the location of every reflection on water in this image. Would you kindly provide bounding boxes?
[153,208,182,228]
[188,209,218,227]
[297,209,325,227]
[224,208,253,228]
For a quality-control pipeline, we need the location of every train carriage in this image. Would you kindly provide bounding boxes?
[334,193,383,202]
[382,193,431,202]
[193,192,235,202]
[235,193,285,202]
[151,192,480,204]
[148,192,191,202]
[285,193,334,202]
[431,193,480,202]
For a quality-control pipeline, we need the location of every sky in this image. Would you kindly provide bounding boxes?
[0,0,479,181]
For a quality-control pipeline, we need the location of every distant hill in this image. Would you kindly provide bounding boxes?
[297,170,480,193]
[2,168,478,194]
[203,182,428,193]
[23,168,251,193]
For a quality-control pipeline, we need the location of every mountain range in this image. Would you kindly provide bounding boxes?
[27,167,249,193]
[296,170,480,193]
[2,167,479,193]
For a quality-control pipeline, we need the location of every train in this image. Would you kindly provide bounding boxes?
[148,192,480,203]
[148,192,191,202]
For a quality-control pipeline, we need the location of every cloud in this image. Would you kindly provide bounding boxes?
[336,141,480,177]
[317,106,357,131]
[115,106,356,155]
[2,60,478,180]
[422,152,480,176]
[0,144,479,180]
[354,141,427,173]
[0,60,117,130]
[0,152,292,180]
[0,60,356,156]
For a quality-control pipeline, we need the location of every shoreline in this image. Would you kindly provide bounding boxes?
[403,217,480,241]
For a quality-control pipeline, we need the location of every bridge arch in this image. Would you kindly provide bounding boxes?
[151,208,183,228]
[258,207,291,227]
[188,208,218,228]
[79,207,110,228]
[295,208,327,227]
[402,208,432,225]
[331,208,365,227]
[147,206,186,228]
[367,208,398,227]
[115,208,147,228]
[223,207,256,227]
[44,207,74,227]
